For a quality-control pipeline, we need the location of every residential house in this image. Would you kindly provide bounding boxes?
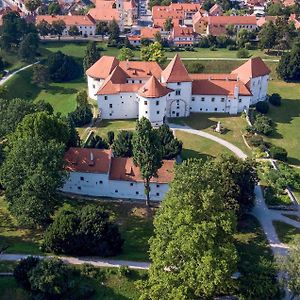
[171,26,197,47]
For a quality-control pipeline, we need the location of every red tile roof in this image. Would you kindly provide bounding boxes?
[109,157,175,183]
[209,15,257,25]
[119,61,162,78]
[192,79,252,96]
[138,76,173,98]
[64,148,111,174]
[161,54,191,83]
[256,16,277,27]
[190,73,238,80]
[173,26,195,38]
[231,57,271,84]
[36,14,95,26]
[86,56,119,79]
[140,27,161,39]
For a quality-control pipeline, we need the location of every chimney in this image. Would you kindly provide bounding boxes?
[234,84,239,99]
[126,59,129,69]
[90,151,94,161]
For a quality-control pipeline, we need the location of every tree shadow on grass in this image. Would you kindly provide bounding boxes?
[181,149,214,161]
[43,86,78,96]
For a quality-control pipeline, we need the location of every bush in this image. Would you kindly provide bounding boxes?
[253,114,274,136]
[227,44,238,51]
[46,51,82,82]
[269,93,281,106]
[256,101,269,114]
[69,105,93,126]
[117,265,131,278]
[236,48,250,58]
[43,205,124,256]
[209,45,217,51]
[13,256,40,290]
[186,62,205,73]
[269,145,288,161]
[249,135,264,147]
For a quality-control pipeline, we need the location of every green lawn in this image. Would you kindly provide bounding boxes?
[273,221,300,244]
[0,260,18,272]
[170,113,251,157]
[265,81,300,166]
[0,49,27,72]
[175,130,232,160]
[1,196,153,261]
[4,67,85,115]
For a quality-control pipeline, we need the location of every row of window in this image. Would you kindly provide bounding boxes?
[144,100,160,106]
[191,97,243,103]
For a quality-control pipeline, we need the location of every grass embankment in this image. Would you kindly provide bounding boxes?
[273,221,300,244]
[0,196,153,261]
[175,130,232,160]
[171,113,251,157]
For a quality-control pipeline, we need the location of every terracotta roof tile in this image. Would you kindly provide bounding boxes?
[231,57,271,83]
[140,27,161,39]
[64,148,111,174]
[192,79,252,96]
[119,61,162,78]
[209,15,257,25]
[36,15,95,26]
[86,56,119,79]
[109,157,175,183]
[190,73,238,80]
[138,76,173,98]
[173,26,195,38]
[161,54,191,83]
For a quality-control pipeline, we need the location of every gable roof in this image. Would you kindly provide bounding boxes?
[86,56,119,79]
[173,26,195,38]
[109,157,175,183]
[231,57,271,83]
[36,14,95,26]
[161,54,191,83]
[119,61,162,78]
[138,76,173,98]
[64,148,111,174]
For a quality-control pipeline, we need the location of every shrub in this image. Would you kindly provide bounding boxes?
[107,131,115,145]
[117,265,131,278]
[253,114,274,136]
[269,93,281,106]
[236,48,249,58]
[249,135,264,147]
[269,145,288,161]
[227,44,237,51]
[209,45,216,51]
[256,101,269,114]
[187,62,205,73]
[69,105,93,127]
[43,205,124,256]
[13,256,40,290]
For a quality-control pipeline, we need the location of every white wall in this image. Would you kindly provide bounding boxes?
[249,75,269,104]
[88,76,104,100]
[62,25,96,37]
[98,93,139,119]
[61,171,169,201]
[138,95,167,126]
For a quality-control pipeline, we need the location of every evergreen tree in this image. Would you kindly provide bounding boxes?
[32,64,50,87]
[48,1,61,15]
[108,19,120,42]
[143,159,237,299]
[95,21,109,38]
[83,41,100,72]
[112,131,133,157]
[132,118,162,206]
[19,32,39,61]
[259,21,276,51]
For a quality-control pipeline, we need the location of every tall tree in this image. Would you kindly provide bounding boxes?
[83,41,100,72]
[48,1,61,15]
[163,17,173,31]
[51,20,66,40]
[117,47,134,61]
[108,19,120,42]
[37,20,51,39]
[24,0,41,13]
[112,130,133,157]
[259,21,276,51]
[68,25,80,38]
[141,41,166,64]
[32,64,50,87]
[95,21,108,38]
[143,159,237,299]
[132,117,162,206]
[18,32,39,61]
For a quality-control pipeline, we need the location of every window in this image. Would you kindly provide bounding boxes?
[145,111,148,114]
[239,99,242,103]
[157,111,160,114]
[144,101,147,105]
[176,90,181,96]
[80,177,84,181]
[200,108,203,111]
[109,104,113,108]
[172,111,175,114]
[211,97,215,102]
[156,192,160,196]
[214,107,217,111]
[221,98,225,102]
[104,96,108,100]
[115,190,118,193]
[156,100,159,106]
[139,80,142,83]
[192,97,195,101]
[92,84,95,89]
[130,182,134,186]
[136,191,139,195]
[177,82,181,86]
[77,186,81,190]
[109,113,112,116]
[99,180,103,184]
[156,184,160,188]
[201,97,205,101]
[176,100,180,104]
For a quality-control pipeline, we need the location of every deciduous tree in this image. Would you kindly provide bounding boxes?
[32,64,50,87]
[51,20,66,40]
[112,130,133,157]
[141,41,166,64]
[68,25,80,38]
[117,47,134,61]
[24,0,41,13]
[83,41,100,72]
[37,20,51,39]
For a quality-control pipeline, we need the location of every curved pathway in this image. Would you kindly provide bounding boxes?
[0,254,150,270]
[0,62,39,86]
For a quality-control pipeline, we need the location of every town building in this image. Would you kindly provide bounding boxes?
[61,147,175,200]
[171,26,197,47]
[86,54,270,126]
[128,27,161,46]
[36,14,96,36]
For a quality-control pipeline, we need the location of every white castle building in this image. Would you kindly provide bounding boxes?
[86,54,271,126]
[61,148,174,201]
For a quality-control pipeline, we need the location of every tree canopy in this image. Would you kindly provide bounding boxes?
[83,41,101,72]
[143,159,238,299]
[141,42,166,64]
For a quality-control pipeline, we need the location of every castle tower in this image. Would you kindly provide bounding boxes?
[116,0,125,32]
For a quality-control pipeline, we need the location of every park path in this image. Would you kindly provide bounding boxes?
[0,62,39,86]
[0,254,150,270]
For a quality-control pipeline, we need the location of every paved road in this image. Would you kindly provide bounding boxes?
[0,254,150,270]
[0,62,39,86]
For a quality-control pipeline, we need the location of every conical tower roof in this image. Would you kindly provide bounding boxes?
[161,54,191,83]
[138,76,173,98]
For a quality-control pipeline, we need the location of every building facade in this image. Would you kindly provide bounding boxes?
[61,148,174,201]
[86,55,270,126]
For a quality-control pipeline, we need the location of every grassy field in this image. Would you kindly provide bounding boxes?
[4,67,85,115]
[0,196,153,261]
[93,119,137,137]
[265,81,300,166]
[170,113,251,157]
[0,49,27,72]
[273,221,300,244]
[175,130,232,160]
